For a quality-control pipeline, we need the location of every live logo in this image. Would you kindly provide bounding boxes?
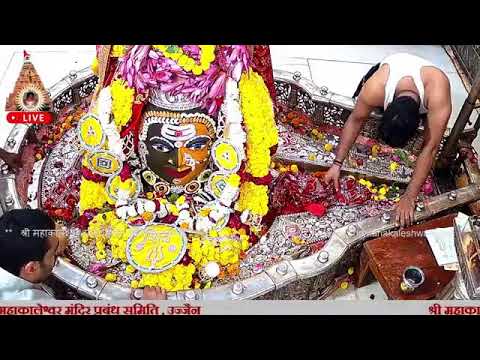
[6,111,53,125]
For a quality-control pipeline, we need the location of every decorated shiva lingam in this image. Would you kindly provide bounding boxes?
[54,45,280,291]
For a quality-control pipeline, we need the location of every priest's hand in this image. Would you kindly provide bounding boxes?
[395,193,416,228]
[324,164,341,191]
[142,286,167,300]
[54,223,69,256]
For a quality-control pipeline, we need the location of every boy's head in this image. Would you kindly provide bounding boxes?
[379,95,421,148]
[0,209,62,283]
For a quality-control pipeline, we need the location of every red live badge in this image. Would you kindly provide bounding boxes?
[7,111,53,125]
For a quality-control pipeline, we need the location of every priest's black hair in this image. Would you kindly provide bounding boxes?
[379,96,421,148]
[0,209,54,276]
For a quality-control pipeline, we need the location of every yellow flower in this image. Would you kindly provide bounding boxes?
[219,227,232,237]
[183,57,195,72]
[178,54,189,67]
[308,154,317,161]
[105,273,117,282]
[170,52,182,61]
[146,192,154,200]
[290,164,299,173]
[292,236,305,245]
[236,182,269,216]
[209,229,219,238]
[324,143,334,152]
[371,144,381,157]
[348,267,355,275]
[96,241,106,251]
[142,212,154,222]
[130,280,139,289]
[80,233,90,244]
[390,161,399,173]
[311,129,319,136]
[79,178,109,214]
[96,249,107,260]
[126,265,136,274]
[111,79,134,129]
[239,69,278,178]
[139,264,195,291]
[340,281,349,290]
[153,45,216,75]
[359,179,367,186]
[111,45,126,58]
[379,187,387,195]
[241,238,250,251]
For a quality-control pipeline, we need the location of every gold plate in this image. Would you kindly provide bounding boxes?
[78,114,105,150]
[126,224,187,273]
[87,150,122,177]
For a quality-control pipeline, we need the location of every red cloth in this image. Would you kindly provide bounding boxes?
[104,57,118,87]
[120,101,146,151]
[251,45,277,103]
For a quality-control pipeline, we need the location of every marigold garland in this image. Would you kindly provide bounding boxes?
[138,264,196,292]
[236,182,269,216]
[79,178,111,214]
[189,232,249,267]
[239,69,278,178]
[107,176,137,201]
[153,45,216,75]
[110,79,135,129]
[226,173,241,188]
[86,212,132,262]
[111,45,126,58]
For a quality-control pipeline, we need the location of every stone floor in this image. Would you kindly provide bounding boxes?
[328,280,389,301]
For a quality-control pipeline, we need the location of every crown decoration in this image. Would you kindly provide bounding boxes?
[148,88,201,111]
[140,111,217,141]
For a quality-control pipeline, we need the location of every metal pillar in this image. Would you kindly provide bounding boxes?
[440,71,480,167]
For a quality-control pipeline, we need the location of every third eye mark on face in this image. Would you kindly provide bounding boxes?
[149,136,211,154]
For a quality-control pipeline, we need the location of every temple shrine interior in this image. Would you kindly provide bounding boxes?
[1,45,480,301]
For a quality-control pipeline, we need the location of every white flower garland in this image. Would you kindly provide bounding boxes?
[96,86,125,161]
[221,78,246,160]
